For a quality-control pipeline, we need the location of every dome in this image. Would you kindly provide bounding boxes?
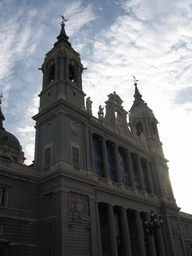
[0,129,21,151]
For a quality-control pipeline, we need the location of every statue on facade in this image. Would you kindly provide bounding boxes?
[86,97,92,114]
[98,105,104,119]
[116,112,123,130]
[0,94,5,130]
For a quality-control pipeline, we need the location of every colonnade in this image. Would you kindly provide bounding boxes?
[91,134,154,194]
[97,202,166,256]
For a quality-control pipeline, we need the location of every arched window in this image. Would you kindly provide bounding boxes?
[136,122,143,136]
[48,64,55,82]
[69,65,76,82]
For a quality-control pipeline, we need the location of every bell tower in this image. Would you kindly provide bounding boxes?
[39,21,85,112]
[129,81,175,201]
[33,20,86,170]
[129,81,163,156]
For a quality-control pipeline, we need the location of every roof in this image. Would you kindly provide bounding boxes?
[0,129,21,151]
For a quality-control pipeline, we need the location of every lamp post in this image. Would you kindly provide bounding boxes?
[144,210,164,235]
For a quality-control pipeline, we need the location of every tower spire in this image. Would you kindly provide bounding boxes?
[131,77,144,110]
[54,16,71,47]
[0,94,5,130]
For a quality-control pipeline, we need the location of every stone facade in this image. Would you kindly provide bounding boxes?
[0,22,192,256]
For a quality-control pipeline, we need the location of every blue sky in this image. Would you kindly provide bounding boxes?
[1,0,192,214]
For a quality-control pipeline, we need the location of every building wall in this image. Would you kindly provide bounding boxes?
[1,24,192,256]
[0,158,38,255]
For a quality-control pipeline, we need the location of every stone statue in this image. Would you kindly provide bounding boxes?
[0,94,5,130]
[98,105,104,119]
[116,112,123,130]
[86,97,92,114]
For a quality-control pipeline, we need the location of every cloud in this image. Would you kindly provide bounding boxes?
[0,0,97,164]
[82,0,192,115]
[175,87,192,104]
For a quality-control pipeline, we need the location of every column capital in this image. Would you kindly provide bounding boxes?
[108,203,115,207]
[101,136,106,142]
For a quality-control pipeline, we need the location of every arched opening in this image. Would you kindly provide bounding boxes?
[135,122,143,136]
[69,65,76,82]
[48,64,55,82]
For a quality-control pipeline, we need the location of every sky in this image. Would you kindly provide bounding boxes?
[0,0,192,214]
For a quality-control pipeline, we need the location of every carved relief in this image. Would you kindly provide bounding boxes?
[70,121,79,135]
[170,217,181,235]
[46,122,53,132]
[68,192,89,218]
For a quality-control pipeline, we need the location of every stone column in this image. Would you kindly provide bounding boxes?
[84,127,91,169]
[55,190,69,256]
[60,57,64,80]
[55,58,58,81]
[136,156,145,191]
[95,202,103,256]
[147,234,157,256]
[107,204,118,256]
[141,119,147,136]
[89,131,94,170]
[143,117,150,137]
[148,117,153,135]
[42,67,46,89]
[101,137,110,179]
[154,228,166,256]
[77,66,81,88]
[34,123,40,169]
[120,208,132,256]
[125,150,135,187]
[79,67,82,89]
[89,200,101,256]
[134,211,147,256]
[145,160,154,193]
[114,144,122,183]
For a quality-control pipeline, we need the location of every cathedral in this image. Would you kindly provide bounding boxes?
[0,20,192,256]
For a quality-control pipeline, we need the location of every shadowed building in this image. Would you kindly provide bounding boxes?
[0,21,192,256]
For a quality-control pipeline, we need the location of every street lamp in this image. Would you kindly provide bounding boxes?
[144,210,163,235]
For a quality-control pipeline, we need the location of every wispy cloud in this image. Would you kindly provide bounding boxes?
[83,0,192,112]
[0,0,96,164]
[175,87,192,104]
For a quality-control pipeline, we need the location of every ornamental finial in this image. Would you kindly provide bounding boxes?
[133,76,139,86]
[60,15,68,27]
